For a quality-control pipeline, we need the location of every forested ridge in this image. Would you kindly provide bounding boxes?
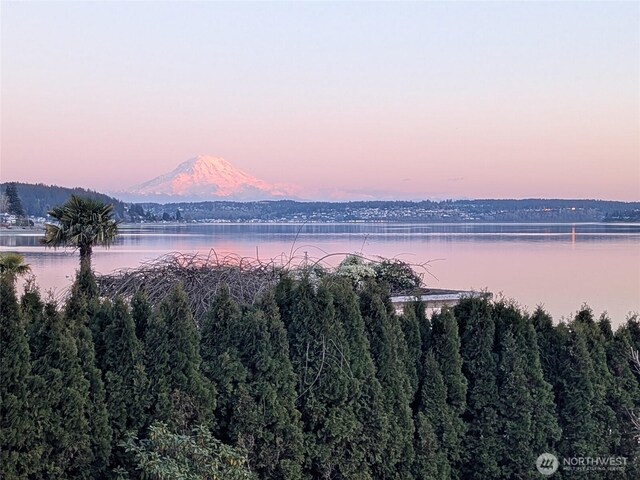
[0,183,127,219]
[2,266,640,478]
[3,181,639,223]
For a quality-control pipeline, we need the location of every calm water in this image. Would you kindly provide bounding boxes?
[1,222,639,325]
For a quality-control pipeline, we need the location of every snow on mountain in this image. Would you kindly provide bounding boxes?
[126,155,298,201]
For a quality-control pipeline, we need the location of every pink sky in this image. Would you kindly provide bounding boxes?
[1,2,638,201]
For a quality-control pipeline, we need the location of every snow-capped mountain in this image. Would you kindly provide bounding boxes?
[125,155,297,201]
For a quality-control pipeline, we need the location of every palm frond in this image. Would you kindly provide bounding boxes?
[0,253,31,277]
[41,195,119,250]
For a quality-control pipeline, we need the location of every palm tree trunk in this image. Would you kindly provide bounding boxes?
[78,244,98,296]
[79,245,93,274]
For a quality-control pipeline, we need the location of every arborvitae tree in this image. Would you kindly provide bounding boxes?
[494,320,534,477]
[532,307,569,395]
[531,308,584,478]
[400,305,422,399]
[428,308,467,475]
[430,309,466,414]
[413,412,448,480]
[492,302,561,476]
[532,309,640,478]
[64,284,112,476]
[20,279,46,348]
[146,284,215,431]
[274,274,296,328]
[599,314,614,340]
[555,324,605,480]
[202,286,304,478]
[281,276,364,479]
[359,279,415,479]
[455,297,501,479]
[421,309,467,478]
[200,285,246,441]
[511,309,561,459]
[0,276,41,478]
[88,299,113,371]
[143,302,173,425]
[131,289,152,341]
[328,278,387,477]
[600,321,640,478]
[18,280,50,478]
[411,297,430,354]
[626,314,640,352]
[101,297,150,471]
[235,293,305,479]
[30,302,93,478]
[549,318,621,480]
[572,309,619,454]
[413,351,453,479]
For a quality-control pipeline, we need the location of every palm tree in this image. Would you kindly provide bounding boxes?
[42,195,119,275]
[0,252,31,284]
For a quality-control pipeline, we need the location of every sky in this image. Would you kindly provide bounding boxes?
[1,1,639,201]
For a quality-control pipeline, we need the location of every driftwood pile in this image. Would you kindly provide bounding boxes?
[97,251,283,324]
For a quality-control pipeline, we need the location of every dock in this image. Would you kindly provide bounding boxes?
[390,288,492,315]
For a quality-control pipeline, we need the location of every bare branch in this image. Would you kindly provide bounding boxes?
[94,248,436,325]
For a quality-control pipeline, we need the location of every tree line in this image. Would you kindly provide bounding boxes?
[4,181,640,223]
[0,183,126,220]
[140,198,640,223]
[2,263,640,478]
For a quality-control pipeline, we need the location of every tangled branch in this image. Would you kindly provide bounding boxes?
[95,249,436,325]
[97,250,283,324]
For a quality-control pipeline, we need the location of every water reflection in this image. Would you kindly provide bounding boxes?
[1,222,638,325]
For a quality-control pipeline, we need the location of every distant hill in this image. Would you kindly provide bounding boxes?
[2,181,638,223]
[0,182,127,219]
[141,198,640,223]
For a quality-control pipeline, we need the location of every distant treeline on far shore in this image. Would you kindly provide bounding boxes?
[1,181,639,223]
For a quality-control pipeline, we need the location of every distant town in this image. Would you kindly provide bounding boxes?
[1,182,639,227]
[135,199,640,224]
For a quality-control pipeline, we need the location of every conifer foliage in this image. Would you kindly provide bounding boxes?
[145,284,215,431]
[29,302,94,478]
[3,266,640,479]
[359,280,415,479]
[101,298,149,471]
[280,278,366,479]
[201,289,304,479]
[0,275,40,478]
[3,182,25,217]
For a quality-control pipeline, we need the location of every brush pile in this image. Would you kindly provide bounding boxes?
[96,249,431,324]
[97,251,283,323]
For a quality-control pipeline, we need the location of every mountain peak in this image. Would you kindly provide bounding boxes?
[175,155,239,178]
[127,155,297,201]
[188,155,232,168]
